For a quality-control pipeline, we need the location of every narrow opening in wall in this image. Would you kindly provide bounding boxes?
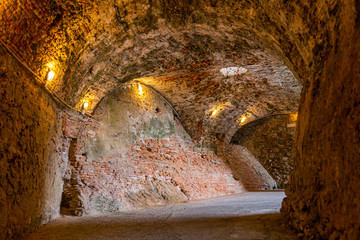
[60,138,83,216]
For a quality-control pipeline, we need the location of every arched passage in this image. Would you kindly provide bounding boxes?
[231,114,297,189]
[1,1,360,239]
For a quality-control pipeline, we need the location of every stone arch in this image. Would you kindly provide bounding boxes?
[230,113,297,188]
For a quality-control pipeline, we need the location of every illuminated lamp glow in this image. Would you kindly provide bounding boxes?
[83,102,89,110]
[47,71,55,81]
[290,113,298,122]
[211,109,218,117]
[240,116,246,124]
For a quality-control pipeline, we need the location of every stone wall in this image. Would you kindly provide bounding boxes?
[281,2,360,239]
[60,84,244,215]
[231,114,296,188]
[0,46,64,239]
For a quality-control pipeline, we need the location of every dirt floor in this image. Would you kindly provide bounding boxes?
[27,191,297,240]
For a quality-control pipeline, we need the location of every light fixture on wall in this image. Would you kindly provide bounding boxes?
[138,83,143,95]
[209,103,230,119]
[240,116,246,125]
[82,102,89,115]
[83,102,89,110]
[289,113,298,122]
[211,109,218,117]
[47,70,55,81]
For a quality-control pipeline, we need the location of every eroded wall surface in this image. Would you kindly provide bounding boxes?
[281,3,360,239]
[0,46,64,240]
[60,84,244,215]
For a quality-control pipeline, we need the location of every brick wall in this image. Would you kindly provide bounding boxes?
[62,136,243,214]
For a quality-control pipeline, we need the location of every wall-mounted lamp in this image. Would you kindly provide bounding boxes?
[82,102,89,115]
[211,109,218,117]
[47,70,55,81]
[138,83,143,94]
[240,116,246,124]
[83,102,89,110]
[289,113,298,122]
[209,102,232,119]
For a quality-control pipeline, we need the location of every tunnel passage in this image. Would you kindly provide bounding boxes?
[230,114,297,189]
[1,0,360,239]
[60,138,84,216]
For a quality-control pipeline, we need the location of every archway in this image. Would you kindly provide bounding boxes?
[230,114,298,189]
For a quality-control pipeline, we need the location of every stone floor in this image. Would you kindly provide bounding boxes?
[27,191,297,240]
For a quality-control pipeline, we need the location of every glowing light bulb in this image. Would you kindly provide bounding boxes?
[290,113,298,122]
[240,116,246,124]
[211,109,218,117]
[138,84,143,94]
[47,71,55,81]
[83,102,89,110]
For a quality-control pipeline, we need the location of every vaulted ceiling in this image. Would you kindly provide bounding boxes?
[1,0,344,143]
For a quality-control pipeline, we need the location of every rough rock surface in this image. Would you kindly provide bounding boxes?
[281,3,360,239]
[0,46,64,239]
